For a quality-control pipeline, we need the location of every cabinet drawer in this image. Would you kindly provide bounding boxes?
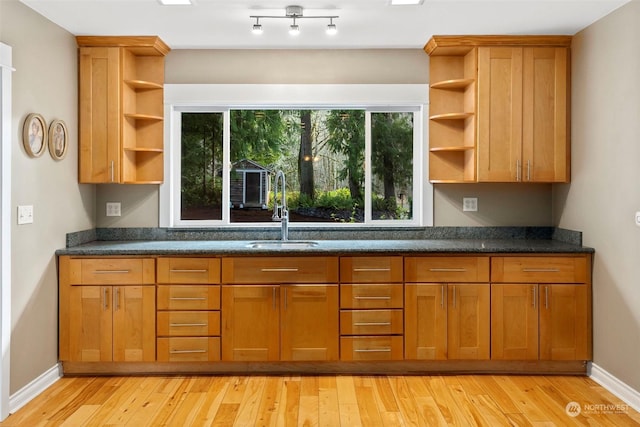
[340,310,403,335]
[221,257,338,284]
[491,256,588,283]
[405,257,489,283]
[157,337,220,362]
[157,286,220,310]
[340,257,403,283]
[340,336,404,361]
[157,311,220,337]
[340,284,403,309]
[69,258,155,285]
[157,258,220,284]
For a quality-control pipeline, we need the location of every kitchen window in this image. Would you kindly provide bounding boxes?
[160,84,431,227]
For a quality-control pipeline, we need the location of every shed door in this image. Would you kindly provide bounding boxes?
[244,172,262,205]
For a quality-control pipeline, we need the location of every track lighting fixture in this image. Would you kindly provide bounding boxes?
[252,18,263,35]
[250,5,339,36]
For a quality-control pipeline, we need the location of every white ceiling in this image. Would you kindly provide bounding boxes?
[20,0,630,50]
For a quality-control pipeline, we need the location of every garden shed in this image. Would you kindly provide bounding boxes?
[230,159,271,209]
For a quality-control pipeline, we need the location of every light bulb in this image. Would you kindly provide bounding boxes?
[252,24,263,35]
[326,23,337,35]
[289,24,300,36]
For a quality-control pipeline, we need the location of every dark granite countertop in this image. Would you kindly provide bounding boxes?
[56,238,593,256]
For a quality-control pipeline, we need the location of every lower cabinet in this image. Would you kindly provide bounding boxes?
[404,283,490,360]
[58,253,592,373]
[492,283,590,360]
[221,284,339,362]
[68,285,156,362]
[490,256,592,361]
[59,257,156,363]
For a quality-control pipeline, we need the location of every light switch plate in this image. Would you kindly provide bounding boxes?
[106,202,121,217]
[635,211,640,227]
[463,197,478,212]
[17,205,34,224]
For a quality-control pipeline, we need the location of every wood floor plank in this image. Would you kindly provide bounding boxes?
[491,375,550,425]
[387,376,424,427]
[281,378,301,426]
[355,385,384,427]
[336,376,361,427]
[423,375,476,426]
[59,404,100,427]
[317,377,340,427]
[255,376,283,427]
[1,374,639,427]
[234,376,267,426]
[191,377,231,427]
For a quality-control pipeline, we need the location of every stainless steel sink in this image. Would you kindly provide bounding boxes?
[246,241,318,249]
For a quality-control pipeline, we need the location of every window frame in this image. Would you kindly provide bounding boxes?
[161,84,432,228]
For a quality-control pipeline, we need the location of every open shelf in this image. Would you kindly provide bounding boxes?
[124,113,164,121]
[430,112,474,121]
[426,43,478,183]
[430,146,475,152]
[430,78,475,90]
[125,79,163,90]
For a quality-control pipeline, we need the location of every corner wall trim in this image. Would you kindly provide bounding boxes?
[589,363,640,413]
[9,364,62,414]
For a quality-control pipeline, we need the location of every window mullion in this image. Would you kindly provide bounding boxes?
[364,111,372,223]
[222,109,231,224]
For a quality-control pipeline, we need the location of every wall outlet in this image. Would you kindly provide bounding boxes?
[17,205,34,225]
[106,202,121,217]
[463,197,478,212]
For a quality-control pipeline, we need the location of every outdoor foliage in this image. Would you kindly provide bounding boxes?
[180,109,414,222]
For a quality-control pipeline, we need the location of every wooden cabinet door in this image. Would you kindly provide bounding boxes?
[78,47,121,183]
[539,284,590,360]
[112,286,156,362]
[448,284,490,360]
[68,286,113,362]
[404,284,447,360]
[491,284,538,360]
[280,285,339,361]
[477,47,523,182]
[522,47,569,182]
[221,286,279,361]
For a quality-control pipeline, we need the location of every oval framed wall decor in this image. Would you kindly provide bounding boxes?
[48,119,68,160]
[22,113,47,158]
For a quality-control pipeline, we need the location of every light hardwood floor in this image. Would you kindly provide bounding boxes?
[1,375,638,426]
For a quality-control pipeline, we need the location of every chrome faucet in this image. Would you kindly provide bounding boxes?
[272,170,289,241]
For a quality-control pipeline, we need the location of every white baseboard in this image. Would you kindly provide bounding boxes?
[589,362,640,413]
[9,363,62,414]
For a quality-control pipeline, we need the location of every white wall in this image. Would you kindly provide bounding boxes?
[554,0,640,392]
[1,0,94,394]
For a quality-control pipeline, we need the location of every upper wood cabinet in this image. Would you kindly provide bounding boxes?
[77,36,170,184]
[477,46,569,182]
[425,36,571,183]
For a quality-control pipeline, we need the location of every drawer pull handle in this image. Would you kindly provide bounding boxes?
[261,268,299,272]
[94,270,130,274]
[169,349,206,354]
[522,268,561,273]
[354,348,391,353]
[169,323,208,327]
[170,269,208,273]
[353,322,391,326]
[353,268,390,272]
[353,296,391,300]
[169,297,206,301]
[429,268,467,272]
